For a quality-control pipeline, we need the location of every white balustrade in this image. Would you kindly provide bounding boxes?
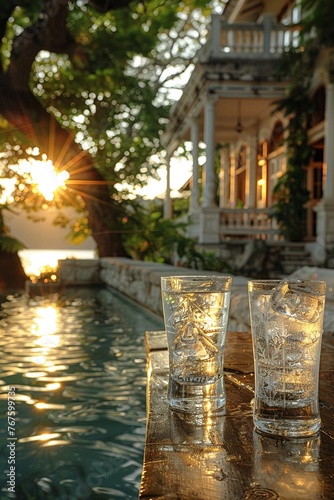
[219,208,279,240]
[201,14,301,61]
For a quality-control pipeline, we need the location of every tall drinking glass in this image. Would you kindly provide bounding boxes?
[161,275,232,414]
[248,279,326,437]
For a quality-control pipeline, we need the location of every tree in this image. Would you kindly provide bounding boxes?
[1,0,151,257]
[0,0,213,288]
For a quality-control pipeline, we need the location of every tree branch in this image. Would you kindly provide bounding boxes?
[7,0,74,90]
[89,0,134,13]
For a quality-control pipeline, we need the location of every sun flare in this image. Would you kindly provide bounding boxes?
[21,159,70,201]
[0,157,70,204]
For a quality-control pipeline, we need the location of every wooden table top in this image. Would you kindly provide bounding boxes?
[139,330,334,500]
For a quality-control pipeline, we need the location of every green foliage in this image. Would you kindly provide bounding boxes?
[66,216,92,245]
[0,205,26,253]
[122,203,189,263]
[272,87,312,241]
[272,171,309,242]
[0,234,26,253]
[180,243,233,273]
[172,196,189,218]
[122,200,232,272]
[301,0,334,47]
[29,0,209,194]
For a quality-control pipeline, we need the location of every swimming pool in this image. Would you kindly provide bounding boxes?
[0,287,164,499]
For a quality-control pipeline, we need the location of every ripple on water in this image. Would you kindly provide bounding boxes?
[0,288,164,499]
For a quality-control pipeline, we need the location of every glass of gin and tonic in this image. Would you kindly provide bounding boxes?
[161,275,232,414]
[248,279,326,437]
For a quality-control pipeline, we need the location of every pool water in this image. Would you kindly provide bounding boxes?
[0,287,164,499]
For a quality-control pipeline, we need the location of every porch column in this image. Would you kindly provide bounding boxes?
[313,82,334,262]
[230,145,236,206]
[164,152,172,219]
[190,118,200,212]
[262,14,275,57]
[246,136,257,207]
[323,83,334,200]
[219,144,230,208]
[203,96,218,207]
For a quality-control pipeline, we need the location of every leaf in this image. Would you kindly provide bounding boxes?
[0,235,26,253]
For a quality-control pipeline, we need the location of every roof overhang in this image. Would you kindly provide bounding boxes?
[223,0,288,23]
[162,63,288,149]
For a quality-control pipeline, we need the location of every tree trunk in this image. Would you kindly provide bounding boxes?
[0,252,27,292]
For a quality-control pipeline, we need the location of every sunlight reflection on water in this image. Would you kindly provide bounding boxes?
[0,287,163,499]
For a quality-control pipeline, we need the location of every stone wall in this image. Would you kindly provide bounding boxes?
[99,258,334,334]
[58,259,102,284]
[99,257,249,332]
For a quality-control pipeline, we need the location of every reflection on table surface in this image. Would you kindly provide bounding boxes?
[140,331,334,500]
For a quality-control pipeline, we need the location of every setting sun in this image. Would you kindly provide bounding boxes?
[0,157,70,204]
[19,159,70,201]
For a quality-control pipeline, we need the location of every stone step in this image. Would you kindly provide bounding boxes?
[282,256,312,264]
[281,243,312,274]
[280,244,313,274]
[281,249,309,256]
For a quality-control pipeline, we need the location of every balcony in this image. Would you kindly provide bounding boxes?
[200,13,301,63]
[163,13,294,148]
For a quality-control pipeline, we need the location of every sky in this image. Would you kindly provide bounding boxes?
[5,206,96,251]
[130,159,192,199]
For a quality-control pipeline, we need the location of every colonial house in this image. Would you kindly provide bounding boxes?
[161,0,334,266]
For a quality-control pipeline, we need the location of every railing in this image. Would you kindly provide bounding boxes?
[200,13,301,62]
[219,208,280,241]
[187,207,280,242]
